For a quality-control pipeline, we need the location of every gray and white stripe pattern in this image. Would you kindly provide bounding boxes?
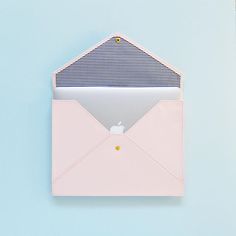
[56,37,180,87]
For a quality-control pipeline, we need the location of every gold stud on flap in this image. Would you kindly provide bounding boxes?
[115,37,121,43]
[115,146,121,151]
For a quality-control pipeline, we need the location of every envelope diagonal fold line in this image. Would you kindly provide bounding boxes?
[72,100,109,134]
[53,134,111,183]
[125,134,183,182]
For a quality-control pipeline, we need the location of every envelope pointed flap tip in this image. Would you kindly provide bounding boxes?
[126,100,183,179]
[53,135,183,196]
[52,100,109,179]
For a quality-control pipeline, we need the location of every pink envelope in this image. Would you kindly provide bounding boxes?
[52,34,184,196]
[52,100,183,196]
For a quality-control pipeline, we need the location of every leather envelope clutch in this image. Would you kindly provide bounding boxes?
[52,34,184,196]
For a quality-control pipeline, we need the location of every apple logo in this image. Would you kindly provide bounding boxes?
[110,121,125,134]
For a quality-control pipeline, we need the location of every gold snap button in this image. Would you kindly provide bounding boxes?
[115,37,121,43]
[115,145,121,151]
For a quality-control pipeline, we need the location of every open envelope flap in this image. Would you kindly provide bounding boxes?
[53,135,183,196]
[52,100,109,179]
[55,35,181,87]
[126,100,183,179]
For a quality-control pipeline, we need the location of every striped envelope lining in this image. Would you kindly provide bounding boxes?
[56,37,181,88]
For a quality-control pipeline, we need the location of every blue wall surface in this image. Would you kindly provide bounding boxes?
[0,0,235,235]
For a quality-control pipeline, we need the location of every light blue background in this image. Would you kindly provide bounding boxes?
[0,0,235,235]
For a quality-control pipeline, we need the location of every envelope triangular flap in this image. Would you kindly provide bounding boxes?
[52,100,109,179]
[53,135,183,196]
[126,100,183,179]
[55,35,181,87]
